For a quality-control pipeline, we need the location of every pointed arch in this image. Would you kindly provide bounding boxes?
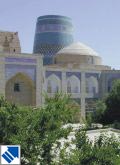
[5,72,36,106]
[67,75,80,93]
[46,74,61,93]
[86,76,98,94]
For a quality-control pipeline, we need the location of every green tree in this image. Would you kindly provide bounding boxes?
[93,80,120,124]
[58,130,120,165]
[0,99,41,164]
[0,96,19,144]
[0,94,79,164]
[38,93,79,164]
[104,80,120,123]
[92,100,106,123]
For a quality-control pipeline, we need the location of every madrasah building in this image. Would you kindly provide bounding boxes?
[0,15,120,119]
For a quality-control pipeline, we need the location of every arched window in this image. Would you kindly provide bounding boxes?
[67,75,80,93]
[47,74,61,93]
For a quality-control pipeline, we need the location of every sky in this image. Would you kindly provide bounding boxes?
[0,0,120,69]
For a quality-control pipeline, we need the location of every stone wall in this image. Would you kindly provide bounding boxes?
[5,73,36,106]
[0,31,21,53]
[0,56,5,96]
[0,52,43,107]
[44,66,101,119]
[54,54,102,65]
[99,70,120,97]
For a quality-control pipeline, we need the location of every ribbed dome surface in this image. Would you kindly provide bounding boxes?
[57,42,99,56]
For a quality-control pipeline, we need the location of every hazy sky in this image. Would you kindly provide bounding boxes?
[0,0,120,69]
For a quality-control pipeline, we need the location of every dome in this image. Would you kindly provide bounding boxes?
[57,42,99,56]
[54,42,102,65]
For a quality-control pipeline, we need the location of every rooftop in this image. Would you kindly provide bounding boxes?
[57,42,99,56]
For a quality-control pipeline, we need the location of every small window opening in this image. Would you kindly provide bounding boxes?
[14,83,20,92]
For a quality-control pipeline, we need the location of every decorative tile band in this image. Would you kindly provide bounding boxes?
[5,64,36,82]
[45,71,62,79]
[5,57,37,63]
[85,73,100,79]
[66,72,81,79]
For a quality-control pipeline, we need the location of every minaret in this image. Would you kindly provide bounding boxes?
[33,15,74,65]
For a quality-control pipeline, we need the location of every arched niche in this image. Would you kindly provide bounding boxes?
[86,76,98,94]
[67,75,80,93]
[5,72,36,106]
[46,74,61,93]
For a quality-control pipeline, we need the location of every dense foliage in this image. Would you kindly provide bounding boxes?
[104,80,120,123]
[93,80,120,125]
[0,94,79,164]
[58,130,120,165]
[0,93,120,165]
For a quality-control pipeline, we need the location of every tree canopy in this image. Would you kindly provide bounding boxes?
[104,80,120,123]
[58,130,120,165]
[0,93,120,164]
[93,80,120,124]
[0,94,79,164]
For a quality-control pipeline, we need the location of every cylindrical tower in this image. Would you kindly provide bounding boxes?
[33,15,74,65]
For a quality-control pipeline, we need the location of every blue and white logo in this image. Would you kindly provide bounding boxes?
[0,145,20,164]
